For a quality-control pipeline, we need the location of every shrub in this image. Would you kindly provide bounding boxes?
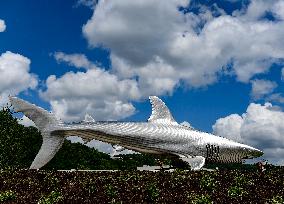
[188,193,212,204]
[227,186,247,198]
[0,107,42,169]
[200,174,217,192]
[234,173,253,186]
[146,182,160,202]
[269,195,284,204]
[105,184,117,198]
[0,190,17,202]
[38,191,62,204]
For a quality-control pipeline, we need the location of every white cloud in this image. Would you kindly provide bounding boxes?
[67,136,135,155]
[40,1,284,158]
[87,139,136,155]
[112,55,179,96]
[0,19,6,32]
[213,103,284,165]
[0,51,38,106]
[86,139,114,154]
[250,79,277,100]
[82,0,284,91]
[83,0,189,66]
[267,93,284,104]
[273,1,284,20]
[281,67,284,80]
[18,115,36,127]
[44,52,142,154]
[41,53,140,122]
[213,114,244,143]
[67,136,84,144]
[180,121,193,128]
[237,0,284,21]
[54,52,93,69]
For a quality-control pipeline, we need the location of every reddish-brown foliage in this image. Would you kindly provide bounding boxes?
[0,168,283,203]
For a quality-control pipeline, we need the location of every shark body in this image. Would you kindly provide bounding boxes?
[9,96,263,170]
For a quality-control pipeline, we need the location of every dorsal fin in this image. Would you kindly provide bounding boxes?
[83,113,95,123]
[148,96,178,125]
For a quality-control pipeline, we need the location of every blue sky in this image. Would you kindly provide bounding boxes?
[1,0,284,164]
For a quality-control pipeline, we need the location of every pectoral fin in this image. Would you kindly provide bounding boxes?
[30,134,64,169]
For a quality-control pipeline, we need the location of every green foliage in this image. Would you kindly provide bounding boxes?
[195,195,212,204]
[0,107,42,169]
[44,175,60,190]
[269,195,284,204]
[38,191,62,204]
[200,174,217,192]
[227,173,250,198]
[0,168,284,203]
[105,184,117,198]
[188,193,212,204]
[170,157,191,170]
[227,186,247,198]
[204,162,258,171]
[233,173,253,186]
[0,190,17,202]
[43,140,115,170]
[146,182,160,202]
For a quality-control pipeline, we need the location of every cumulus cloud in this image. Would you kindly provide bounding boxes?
[212,114,244,143]
[87,140,136,155]
[67,136,136,156]
[180,121,193,128]
[18,116,36,127]
[0,51,38,106]
[250,79,277,100]
[112,56,179,96]
[43,53,143,154]
[54,52,93,69]
[236,0,284,21]
[267,93,284,104]
[0,19,6,32]
[41,0,284,158]
[41,53,140,122]
[86,139,114,154]
[82,0,284,92]
[213,103,284,165]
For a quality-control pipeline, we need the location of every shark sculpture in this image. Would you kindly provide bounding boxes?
[9,96,263,170]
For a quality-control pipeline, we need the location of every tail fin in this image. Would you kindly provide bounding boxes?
[9,96,64,169]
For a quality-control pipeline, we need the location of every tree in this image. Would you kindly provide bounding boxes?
[0,107,42,169]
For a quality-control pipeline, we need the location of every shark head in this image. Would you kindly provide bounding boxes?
[227,142,263,162]
[205,136,264,163]
[240,145,263,159]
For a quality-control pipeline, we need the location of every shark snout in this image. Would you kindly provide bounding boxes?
[251,148,263,157]
[243,146,263,159]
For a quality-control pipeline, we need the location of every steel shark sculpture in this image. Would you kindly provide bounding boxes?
[9,96,263,170]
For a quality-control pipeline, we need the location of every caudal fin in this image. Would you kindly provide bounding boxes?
[9,96,64,169]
